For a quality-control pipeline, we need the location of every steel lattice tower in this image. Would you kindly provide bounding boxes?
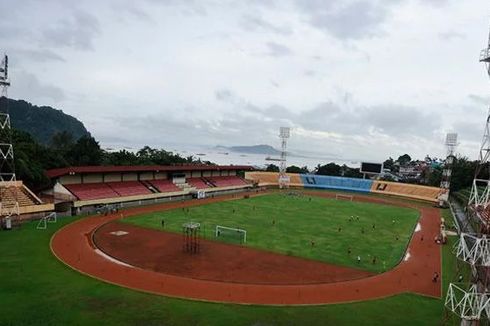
[438,133,458,207]
[278,127,290,189]
[0,54,19,225]
[444,24,490,324]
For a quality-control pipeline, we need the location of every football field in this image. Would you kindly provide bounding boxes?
[123,193,419,272]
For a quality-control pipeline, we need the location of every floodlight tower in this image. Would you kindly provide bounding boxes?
[278,127,290,189]
[438,133,458,207]
[445,24,490,324]
[0,54,19,227]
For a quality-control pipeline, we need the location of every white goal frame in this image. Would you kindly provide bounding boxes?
[36,212,57,230]
[335,193,353,201]
[215,225,247,243]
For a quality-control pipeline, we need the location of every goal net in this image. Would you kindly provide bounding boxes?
[215,225,247,244]
[335,193,353,201]
[36,212,57,230]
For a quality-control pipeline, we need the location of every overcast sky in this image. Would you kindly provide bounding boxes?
[1,0,490,162]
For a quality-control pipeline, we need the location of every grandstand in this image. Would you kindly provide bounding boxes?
[46,165,253,214]
[301,174,373,193]
[371,180,441,202]
[245,172,304,187]
[0,181,54,217]
[245,171,441,202]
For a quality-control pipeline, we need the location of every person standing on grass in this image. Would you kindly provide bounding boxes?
[161,219,165,228]
[357,255,361,264]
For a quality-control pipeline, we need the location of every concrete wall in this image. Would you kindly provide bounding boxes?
[155,172,167,180]
[122,173,138,181]
[139,172,154,181]
[59,175,82,185]
[104,173,122,182]
[83,174,103,183]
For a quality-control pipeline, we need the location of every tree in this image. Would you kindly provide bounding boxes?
[68,135,103,166]
[286,165,309,174]
[397,154,412,166]
[50,131,75,152]
[450,156,479,192]
[342,165,363,178]
[103,150,139,166]
[265,164,279,172]
[11,129,56,189]
[383,157,394,171]
[316,163,341,176]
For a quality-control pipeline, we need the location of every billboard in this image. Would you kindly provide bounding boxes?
[360,162,383,174]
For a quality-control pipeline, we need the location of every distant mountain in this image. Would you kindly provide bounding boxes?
[216,144,282,155]
[0,97,90,144]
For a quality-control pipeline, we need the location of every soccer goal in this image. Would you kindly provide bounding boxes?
[36,212,57,230]
[215,225,247,244]
[335,193,353,201]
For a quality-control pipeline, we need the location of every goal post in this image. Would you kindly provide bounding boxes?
[36,212,57,230]
[215,225,247,243]
[335,193,353,201]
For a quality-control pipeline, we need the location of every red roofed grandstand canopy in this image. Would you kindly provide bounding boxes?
[46,165,254,179]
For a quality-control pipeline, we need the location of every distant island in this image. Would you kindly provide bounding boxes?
[215,144,282,155]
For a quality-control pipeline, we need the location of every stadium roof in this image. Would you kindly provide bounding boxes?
[46,165,254,179]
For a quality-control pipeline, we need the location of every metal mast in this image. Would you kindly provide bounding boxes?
[278,127,290,189]
[438,133,458,207]
[0,54,19,227]
[445,24,490,324]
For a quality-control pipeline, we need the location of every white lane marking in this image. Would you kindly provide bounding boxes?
[404,251,411,261]
[95,249,134,268]
[110,230,129,236]
[414,223,421,232]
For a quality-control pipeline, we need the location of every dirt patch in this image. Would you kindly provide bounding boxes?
[94,221,373,285]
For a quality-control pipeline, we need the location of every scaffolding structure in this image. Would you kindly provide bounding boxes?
[439,133,458,207]
[445,25,490,324]
[278,127,290,189]
[0,54,18,229]
[182,222,200,254]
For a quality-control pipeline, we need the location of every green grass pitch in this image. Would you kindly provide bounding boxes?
[0,213,458,325]
[122,193,419,272]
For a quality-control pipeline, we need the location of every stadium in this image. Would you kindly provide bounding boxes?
[3,2,490,326]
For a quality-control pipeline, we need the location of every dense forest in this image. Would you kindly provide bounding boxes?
[0,97,89,144]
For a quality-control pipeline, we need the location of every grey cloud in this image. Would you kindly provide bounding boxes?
[14,49,65,63]
[42,11,100,50]
[215,89,235,102]
[125,6,152,21]
[453,120,484,143]
[468,94,490,105]
[300,1,387,40]
[12,71,66,103]
[439,31,465,41]
[270,80,280,88]
[304,69,316,77]
[362,105,440,136]
[265,42,293,57]
[240,14,292,36]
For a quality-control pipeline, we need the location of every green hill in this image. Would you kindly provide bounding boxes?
[0,97,90,144]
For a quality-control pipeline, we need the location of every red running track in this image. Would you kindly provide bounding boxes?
[50,192,442,305]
